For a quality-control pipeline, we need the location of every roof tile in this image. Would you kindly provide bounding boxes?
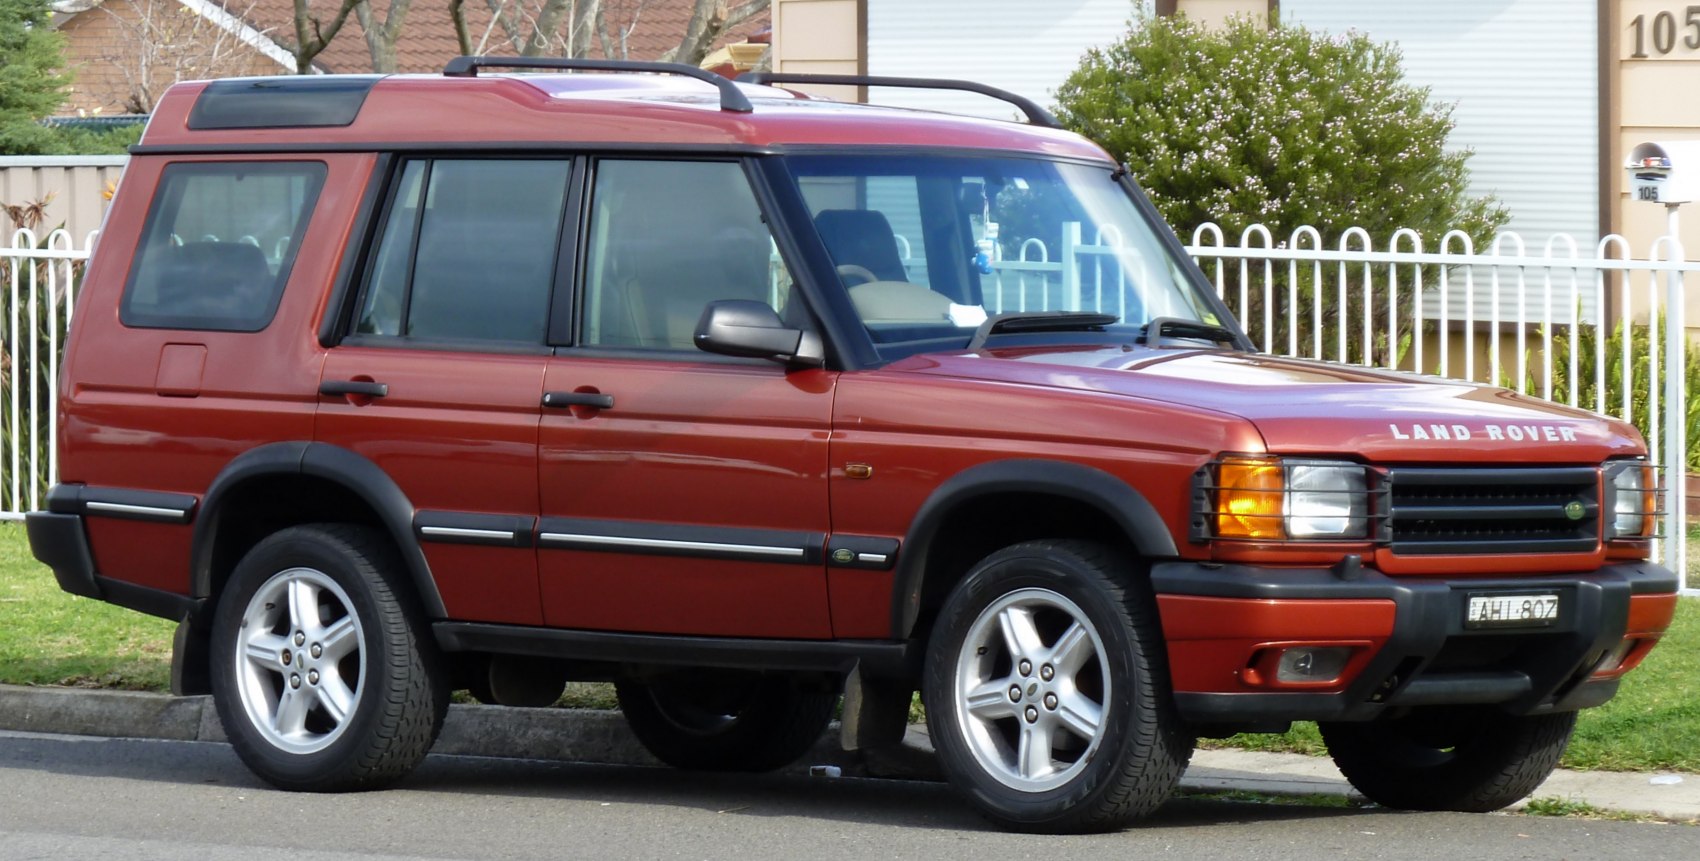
[222,0,767,74]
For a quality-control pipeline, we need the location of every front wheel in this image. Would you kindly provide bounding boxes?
[210,524,448,791]
[1320,708,1576,811]
[922,540,1192,833]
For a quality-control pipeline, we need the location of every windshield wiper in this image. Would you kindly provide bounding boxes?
[1136,317,1242,348]
[966,311,1120,350]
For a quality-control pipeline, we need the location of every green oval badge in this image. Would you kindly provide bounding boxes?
[1564,500,1585,521]
[832,548,855,564]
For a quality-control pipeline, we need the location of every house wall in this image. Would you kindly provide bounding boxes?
[862,0,1153,119]
[1172,0,1269,27]
[772,0,862,101]
[1282,0,1600,248]
[1612,0,1700,280]
[57,1,283,115]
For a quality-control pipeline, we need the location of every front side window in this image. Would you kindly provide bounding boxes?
[354,159,571,345]
[121,161,325,331]
[787,155,1218,357]
[580,159,797,351]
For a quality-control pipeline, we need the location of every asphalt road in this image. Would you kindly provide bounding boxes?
[0,730,1691,861]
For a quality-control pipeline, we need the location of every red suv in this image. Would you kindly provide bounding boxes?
[27,59,1679,833]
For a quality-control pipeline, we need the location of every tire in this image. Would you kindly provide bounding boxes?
[1319,708,1577,812]
[615,671,836,772]
[210,524,448,791]
[922,540,1192,833]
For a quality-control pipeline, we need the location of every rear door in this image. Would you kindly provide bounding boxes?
[317,157,574,625]
[536,158,837,638]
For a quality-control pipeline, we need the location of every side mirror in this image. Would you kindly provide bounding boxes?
[693,300,825,368]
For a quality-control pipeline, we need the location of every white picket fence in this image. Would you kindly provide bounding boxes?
[4,224,1698,590]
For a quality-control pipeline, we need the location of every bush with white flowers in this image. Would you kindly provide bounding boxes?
[1054,12,1509,247]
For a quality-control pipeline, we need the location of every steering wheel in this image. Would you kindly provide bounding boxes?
[836,264,881,286]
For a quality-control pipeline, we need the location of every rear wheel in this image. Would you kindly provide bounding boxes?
[1320,708,1576,811]
[615,671,836,772]
[922,540,1192,833]
[210,524,447,791]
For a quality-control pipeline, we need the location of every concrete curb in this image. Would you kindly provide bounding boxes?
[0,683,921,779]
[2,684,1695,821]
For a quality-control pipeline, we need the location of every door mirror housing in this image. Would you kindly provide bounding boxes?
[693,300,825,368]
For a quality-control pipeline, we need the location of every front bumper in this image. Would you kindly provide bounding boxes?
[1151,559,1679,725]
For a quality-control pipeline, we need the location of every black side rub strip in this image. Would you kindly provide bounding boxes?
[537,518,824,565]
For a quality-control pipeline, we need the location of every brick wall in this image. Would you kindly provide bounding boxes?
[58,1,286,115]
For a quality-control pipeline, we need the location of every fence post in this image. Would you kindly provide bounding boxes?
[1060,222,1081,311]
[1663,240,1688,579]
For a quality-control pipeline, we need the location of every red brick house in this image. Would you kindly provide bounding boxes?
[50,0,769,115]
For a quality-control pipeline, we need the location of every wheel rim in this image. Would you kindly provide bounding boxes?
[953,587,1110,792]
[232,567,367,755]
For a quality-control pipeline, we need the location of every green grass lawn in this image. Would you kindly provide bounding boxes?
[0,521,1695,771]
[0,522,174,689]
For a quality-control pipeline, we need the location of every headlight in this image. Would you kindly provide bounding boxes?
[1208,457,1370,541]
[1606,461,1654,539]
[1288,462,1370,538]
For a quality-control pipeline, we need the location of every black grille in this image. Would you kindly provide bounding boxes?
[1385,467,1599,555]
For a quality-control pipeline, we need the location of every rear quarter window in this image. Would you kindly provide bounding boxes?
[120,161,326,331]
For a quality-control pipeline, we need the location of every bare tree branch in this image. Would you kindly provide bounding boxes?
[291,0,363,74]
[593,0,614,57]
[450,0,471,55]
[565,0,598,56]
[97,0,263,110]
[662,0,766,67]
[523,0,572,56]
[355,0,419,73]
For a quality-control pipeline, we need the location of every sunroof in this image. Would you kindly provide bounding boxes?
[187,77,382,130]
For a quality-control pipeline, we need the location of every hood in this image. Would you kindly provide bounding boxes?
[891,345,1645,463]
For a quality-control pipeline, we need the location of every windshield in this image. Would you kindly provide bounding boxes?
[785,154,1221,358]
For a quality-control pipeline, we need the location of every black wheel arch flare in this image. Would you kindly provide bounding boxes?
[190,441,446,618]
[889,458,1177,640]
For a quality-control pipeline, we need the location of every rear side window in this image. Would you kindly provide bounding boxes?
[354,159,570,345]
[121,162,325,331]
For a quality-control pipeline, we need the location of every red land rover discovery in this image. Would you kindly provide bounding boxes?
[26,59,1680,833]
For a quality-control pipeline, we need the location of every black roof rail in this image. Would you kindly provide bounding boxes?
[736,72,1061,129]
[442,56,753,113]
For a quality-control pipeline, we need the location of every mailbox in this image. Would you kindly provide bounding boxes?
[1627,141,1700,204]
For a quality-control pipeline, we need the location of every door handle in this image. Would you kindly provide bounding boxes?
[542,391,614,410]
[320,380,389,398]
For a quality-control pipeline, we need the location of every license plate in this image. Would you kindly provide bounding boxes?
[1465,594,1560,628]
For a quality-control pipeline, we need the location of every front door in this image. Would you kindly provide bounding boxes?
[537,158,836,638]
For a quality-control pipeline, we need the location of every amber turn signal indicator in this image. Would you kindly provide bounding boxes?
[1215,457,1285,539]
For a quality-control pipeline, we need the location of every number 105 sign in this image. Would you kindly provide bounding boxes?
[1629,6,1700,57]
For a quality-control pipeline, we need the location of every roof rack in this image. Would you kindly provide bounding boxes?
[442,56,753,113]
[736,72,1061,129]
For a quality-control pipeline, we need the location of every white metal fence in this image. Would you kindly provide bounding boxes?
[1182,222,1700,589]
[4,224,1697,590]
[2,228,86,519]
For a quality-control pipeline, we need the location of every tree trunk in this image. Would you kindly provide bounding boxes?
[354,0,417,73]
[291,0,363,73]
[664,0,765,67]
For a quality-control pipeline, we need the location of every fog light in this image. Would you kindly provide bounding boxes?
[1592,639,1638,676]
[1276,647,1351,683]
